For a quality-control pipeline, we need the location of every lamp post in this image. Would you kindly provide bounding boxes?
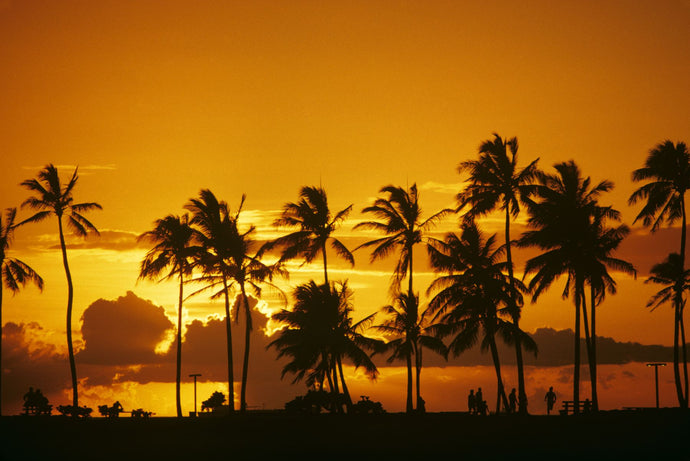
[189,373,202,417]
[646,363,666,409]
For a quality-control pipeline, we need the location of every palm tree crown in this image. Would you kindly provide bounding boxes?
[269,186,353,285]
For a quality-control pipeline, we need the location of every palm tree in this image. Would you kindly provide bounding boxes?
[270,281,383,411]
[580,212,635,411]
[519,161,616,413]
[457,133,539,413]
[185,189,239,413]
[268,186,354,285]
[1,208,44,415]
[629,140,690,407]
[212,195,284,413]
[375,292,446,413]
[355,184,448,412]
[20,164,101,408]
[428,223,535,413]
[138,214,197,417]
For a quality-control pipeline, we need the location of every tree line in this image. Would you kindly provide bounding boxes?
[1,135,688,416]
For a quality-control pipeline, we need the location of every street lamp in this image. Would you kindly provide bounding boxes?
[189,373,202,417]
[646,363,666,409]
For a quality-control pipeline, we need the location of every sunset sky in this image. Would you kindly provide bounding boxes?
[2,0,690,416]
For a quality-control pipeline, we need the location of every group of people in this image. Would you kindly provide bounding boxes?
[22,387,51,415]
[467,388,489,415]
[467,386,559,415]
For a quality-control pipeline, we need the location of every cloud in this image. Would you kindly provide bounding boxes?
[21,164,117,175]
[1,322,71,412]
[77,291,174,365]
[419,181,463,194]
[47,230,146,251]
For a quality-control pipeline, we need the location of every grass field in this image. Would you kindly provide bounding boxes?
[1,409,687,460]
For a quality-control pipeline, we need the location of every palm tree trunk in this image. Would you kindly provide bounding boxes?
[679,305,690,408]
[175,265,184,418]
[58,217,78,409]
[487,331,509,413]
[581,290,596,409]
[331,356,342,413]
[405,348,413,414]
[574,280,582,414]
[240,285,251,412]
[415,342,422,411]
[678,195,688,407]
[0,282,3,416]
[337,356,352,408]
[505,206,527,414]
[222,275,235,413]
[674,303,685,406]
[590,287,599,411]
[322,241,329,286]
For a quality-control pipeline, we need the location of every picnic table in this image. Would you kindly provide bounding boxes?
[559,400,592,415]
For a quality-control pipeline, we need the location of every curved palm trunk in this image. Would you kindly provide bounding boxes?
[487,328,509,413]
[680,304,688,407]
[336,356,352,409]
[405,347,413,414]
[573,281,582,414]
[240,284,251,412]
[682,199,689,408]
[175,265,184,418]
[222,275,235,413]
[674,303,684,406]
[505,206,527,414]
[58,217,79,409]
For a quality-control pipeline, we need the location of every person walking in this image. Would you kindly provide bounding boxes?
[545,387,557,415]
[468,389,476,415]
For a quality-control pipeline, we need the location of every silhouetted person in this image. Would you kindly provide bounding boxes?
[545,387,557,415]
[583,398,591,414]
[468,389,476,415]
[509,388,517,414]
[418,397,426,414]
[476,388,487,415]
[112,400,123,418]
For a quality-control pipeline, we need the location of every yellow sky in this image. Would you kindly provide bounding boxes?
[1,0,690,413]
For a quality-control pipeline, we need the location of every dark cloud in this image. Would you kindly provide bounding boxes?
[1,322,70,413]
[398,327,673,368]
[77,291,174,365]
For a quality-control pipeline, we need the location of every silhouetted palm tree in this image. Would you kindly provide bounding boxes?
[0,208,44,415]
[520,161,615,413]
[428,223,535,413]
[375,292,446,413]
[270,281,382,410]
[20,164,101,408]
[457,133,539,413]
[185,189,239,413]
[138,214,197,417]
[355,183,448,412]
[268,186,353,285]
[210,195,284,413]
[629,140,690,407]
[580,212,635,411]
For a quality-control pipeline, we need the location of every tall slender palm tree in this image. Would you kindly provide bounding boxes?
[20,164,101,408]
[138,214,197,418]
[355,184,448,412]
[1,208,44,415]
[270,281,382,411]
[580,212,635,411]
[457,133,539,413]
[629,140,690,407]
[215,195,284,413]
[520,161,616,413]
[185,189,238,413]
[428,223,535,413]
[268,186,353,285]
[375,292,446,413]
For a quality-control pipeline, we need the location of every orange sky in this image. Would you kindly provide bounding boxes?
[2,0,690,415]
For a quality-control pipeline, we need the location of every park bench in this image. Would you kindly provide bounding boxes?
[559,400,592,415]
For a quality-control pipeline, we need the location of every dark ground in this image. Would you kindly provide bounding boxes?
[1,409,687,460]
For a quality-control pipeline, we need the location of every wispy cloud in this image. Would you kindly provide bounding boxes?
[419,181,464,194]
[22,164,117,175]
